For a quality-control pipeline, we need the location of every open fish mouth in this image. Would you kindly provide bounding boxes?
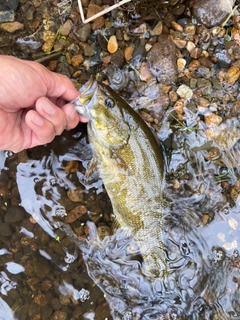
[71,76,98,119]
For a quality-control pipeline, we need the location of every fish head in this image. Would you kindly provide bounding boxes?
[73,76,130,147]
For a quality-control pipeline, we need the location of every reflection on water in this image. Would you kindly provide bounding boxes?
[0,123,239,319]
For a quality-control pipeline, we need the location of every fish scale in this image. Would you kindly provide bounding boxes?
[72,78,167,278]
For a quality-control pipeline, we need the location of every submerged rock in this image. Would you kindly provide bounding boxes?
[193,0,235,28]
[146,35,177,85]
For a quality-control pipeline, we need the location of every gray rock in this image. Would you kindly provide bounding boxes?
[0,0,19,11]
[59,19,73,36]
[147,36,177,85]
[76,23,91,42]
[0,10,14,22]
[193,0,233,28]
[197,79,212,95]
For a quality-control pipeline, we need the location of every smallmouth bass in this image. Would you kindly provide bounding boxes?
[72,78,167,277]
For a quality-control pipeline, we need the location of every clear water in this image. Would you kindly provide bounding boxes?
[0,117,239,319]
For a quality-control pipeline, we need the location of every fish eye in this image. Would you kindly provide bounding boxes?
[105,98,115,108]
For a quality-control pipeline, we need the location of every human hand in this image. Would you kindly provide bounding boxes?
[0,55,87,152]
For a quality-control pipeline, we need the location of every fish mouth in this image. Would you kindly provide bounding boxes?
[71,76,98,119]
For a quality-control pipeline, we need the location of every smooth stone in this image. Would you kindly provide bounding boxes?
[0,0,19,11]
[4,206,26,223]
[0,21,24,32]
[0,10,14,22]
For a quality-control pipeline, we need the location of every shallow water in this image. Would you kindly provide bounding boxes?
[0,118,240,319]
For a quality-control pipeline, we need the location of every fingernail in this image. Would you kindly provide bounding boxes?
[69,109,76,121]
[32,114,44,126]
[45,100,56,115]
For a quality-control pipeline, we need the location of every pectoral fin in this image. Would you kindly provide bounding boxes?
[86,156,99,180]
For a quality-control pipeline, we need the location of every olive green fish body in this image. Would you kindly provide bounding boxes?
[73,79,167,277]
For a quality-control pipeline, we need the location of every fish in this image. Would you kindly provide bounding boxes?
[72,77,167,277]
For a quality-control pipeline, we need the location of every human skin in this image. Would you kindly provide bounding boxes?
[0,55,88,153]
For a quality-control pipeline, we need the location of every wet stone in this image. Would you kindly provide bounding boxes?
[76,23,91,42]
[0,10,14,22]
[147,36,177,85]
[22,254,50,278]
[4,205,26,223]
[192,0,233,28]
[56,62,71,78]
[25,6,35,21]
[176,84,193,100]
[111,49,124,68]
[0,222,12,237]
[197,78,212,95]
[52,310,68,320]
[0,21,24,32]
[51,297,62,311]
[65,205,88,223]
[34,294,48,307]
[0,0,19,11]
[59,19,73,36]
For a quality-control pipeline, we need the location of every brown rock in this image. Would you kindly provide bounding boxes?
[124,46,134,61]
[71,54,84,68]
[204,113,222,126]
[140,62,153,81]
[174,98,185,120]
[225,65,240,85]
[92,16,105,30]
[67,187,84,203]
[171,21,183,32]
[188,59,200,71]
[147,36,177,84]
[52,310,67,320]
[86,4,102,19]
[0,21,24,33]
[34,294,48,307]
[65,205,88,223]
[107,35,118,54]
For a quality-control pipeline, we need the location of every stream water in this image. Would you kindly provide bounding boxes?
[0,116,239,319]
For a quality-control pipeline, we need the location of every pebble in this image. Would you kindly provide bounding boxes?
[151,20,163,36]
[52,310,68,320]
[0,222,12,237]
[65,205,88,223]
[86,4,104,30]
[184,23,196,36]
[171,21,183,32]
[107,35,118,54]
[225,65,240,85]
[177,58,186,72]
[82,43,96,56]
[0,20,23,32]
[71,54,84,68]
[5,206,26,223]
[97,225,111,240]
[76,23,91,42]
[188,59,200,71]
[124,46,134,61]
[176,84,193,100]
[186,41,195,54]
[197,78,212,95]
[34,294,48,307]
[174,98,185,120]
[140,62,153,81]
[59,19,73,36]
[204,113,223,126]
[0,10,14,22]
[67,187,84,202]
[0,0,19,11]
